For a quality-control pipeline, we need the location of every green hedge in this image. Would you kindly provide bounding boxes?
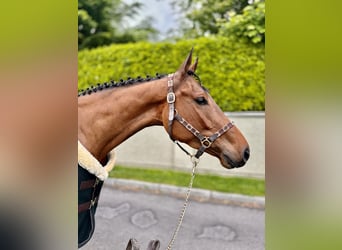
[78,37,264,111]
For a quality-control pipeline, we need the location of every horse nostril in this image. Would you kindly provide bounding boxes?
[243,147,250,162]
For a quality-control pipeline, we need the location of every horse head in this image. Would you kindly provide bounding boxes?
[162,49,250,169]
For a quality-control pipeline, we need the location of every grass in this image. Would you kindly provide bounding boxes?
[109,165,264,196]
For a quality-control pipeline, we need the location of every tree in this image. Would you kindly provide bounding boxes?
[171,0,249,37]
[171,0,264,45]
[219,0,265,45]
[78,0,157,50]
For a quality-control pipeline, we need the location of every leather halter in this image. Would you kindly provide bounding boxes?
[167,73,235,159]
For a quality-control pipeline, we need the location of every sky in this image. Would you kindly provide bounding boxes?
[124,0,179,40]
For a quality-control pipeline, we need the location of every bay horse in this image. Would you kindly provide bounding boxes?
[78,49,250,248]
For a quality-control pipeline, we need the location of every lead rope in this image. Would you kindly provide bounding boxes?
[166,156,199,250]
[165,73,234,249]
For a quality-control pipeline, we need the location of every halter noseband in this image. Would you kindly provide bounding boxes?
[167,73,235,159]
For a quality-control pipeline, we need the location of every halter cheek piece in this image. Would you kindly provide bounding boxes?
[167,73,235,159]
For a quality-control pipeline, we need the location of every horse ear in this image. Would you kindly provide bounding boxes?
[177,48,193,75]
[189,57,198,72]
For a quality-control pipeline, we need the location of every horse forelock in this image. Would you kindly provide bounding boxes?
[187,70,209,93]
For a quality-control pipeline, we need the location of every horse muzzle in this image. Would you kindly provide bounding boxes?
[221,147,250,169]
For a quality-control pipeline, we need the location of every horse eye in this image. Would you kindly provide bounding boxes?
[195,97,208,105]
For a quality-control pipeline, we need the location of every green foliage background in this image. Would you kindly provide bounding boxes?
[219,0,265,44]
[78,37,264,111]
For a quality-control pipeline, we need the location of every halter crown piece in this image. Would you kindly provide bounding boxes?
[167,73,235,160]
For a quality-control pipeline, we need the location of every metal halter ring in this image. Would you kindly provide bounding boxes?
[201,137,212,148]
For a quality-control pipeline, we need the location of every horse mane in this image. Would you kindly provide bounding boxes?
[78,71,205,97]
[78,73,167,97]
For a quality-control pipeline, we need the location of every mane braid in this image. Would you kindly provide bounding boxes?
[78,73,167,97]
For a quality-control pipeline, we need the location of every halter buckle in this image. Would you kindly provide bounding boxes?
[201,137,212,148]
[167,92,176,103]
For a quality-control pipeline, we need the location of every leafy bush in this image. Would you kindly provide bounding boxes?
[219,0,265,45]
[78,37,264,111]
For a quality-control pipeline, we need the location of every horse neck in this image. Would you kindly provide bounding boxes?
[78,78,167,163]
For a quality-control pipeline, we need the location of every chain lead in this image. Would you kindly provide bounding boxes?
[166,157,198,250]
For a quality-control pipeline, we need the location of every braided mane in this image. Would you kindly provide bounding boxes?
[78,73,167,97]
[78,71,205,97]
